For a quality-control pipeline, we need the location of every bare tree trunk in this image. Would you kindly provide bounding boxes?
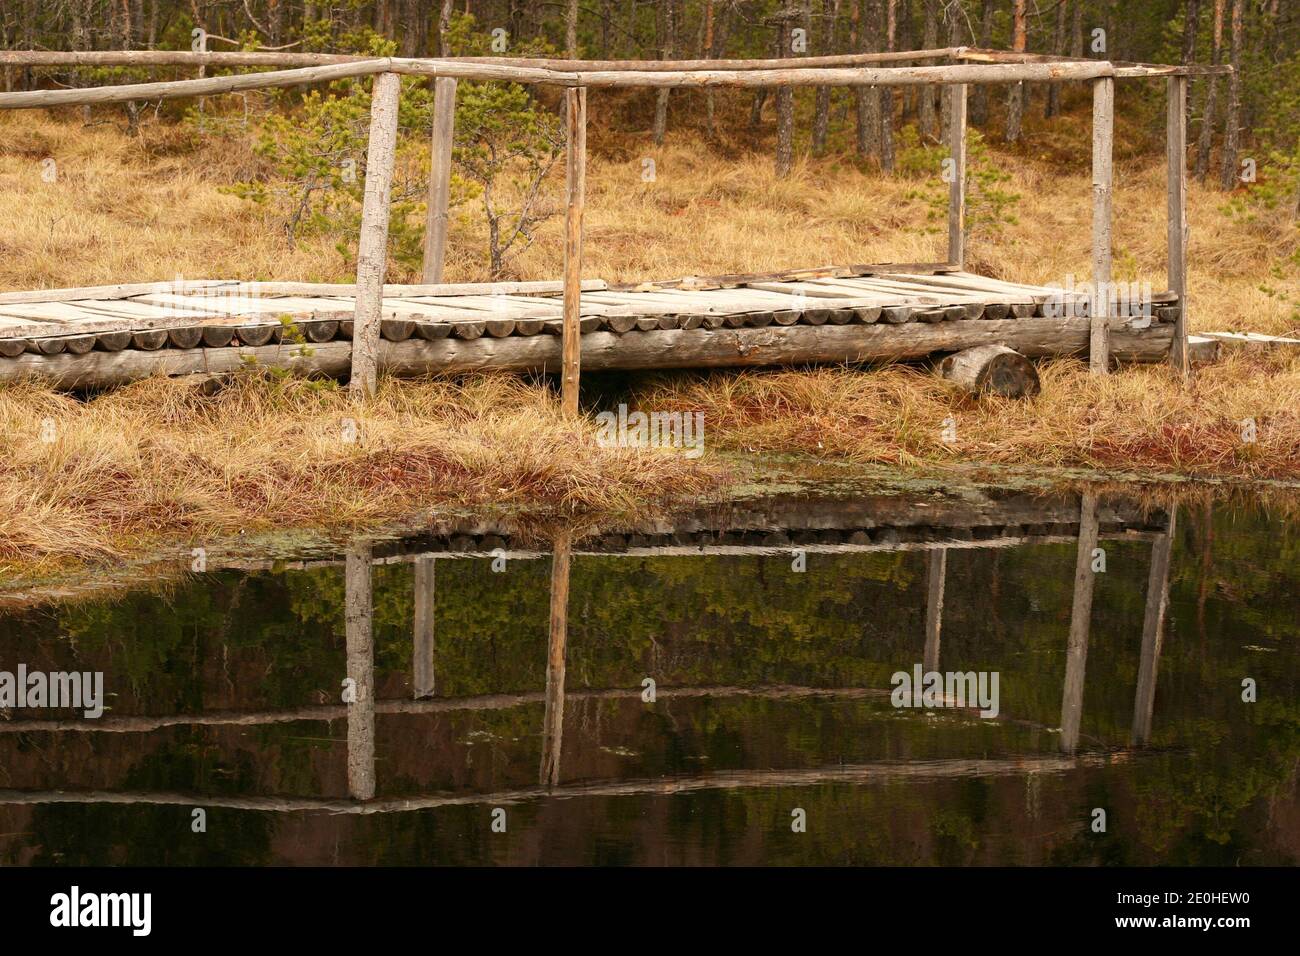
[1045,0,1068,117]
[1196,0,1224,180]
[880,0,896,173]
[775,15,795,177]
[1005,0,1027,143]
[703,0,716,136]
[812,0,840,155]
[1071,0,1084,57]
[437,0,454,56]
[1219,0,1243,190]
[1182,0,1201,128]
[918,0,939,140]
[970,0,995,124]
[939,0,963,144]
[566,0,579,56]
[653,0,675,145]
[854,0,880,160]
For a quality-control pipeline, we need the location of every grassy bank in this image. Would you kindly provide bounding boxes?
[0,374,726,574]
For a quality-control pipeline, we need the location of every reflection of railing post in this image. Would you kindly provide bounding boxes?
[923,548,946,673]
[345,542,376,801]
[1060,493,1099,753]
[413,556,436,700]
[540,529,572,787]
[1132,509,1176,745]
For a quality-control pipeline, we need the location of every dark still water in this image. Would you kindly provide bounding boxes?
[0,486,1296,866]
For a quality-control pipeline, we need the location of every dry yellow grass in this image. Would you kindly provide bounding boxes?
[639,350,1300,480]
[0,372,725,572]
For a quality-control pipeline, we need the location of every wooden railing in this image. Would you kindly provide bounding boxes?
[0,48,1227,400]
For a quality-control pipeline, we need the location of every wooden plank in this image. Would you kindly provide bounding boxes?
[1198,331,1300,352]
[0,279,235,306]
[948,82,967,268]
[351,71,402,398]
[230,279,606,298]
[421,77,457,284]
[1091,76,1115,374]
[1167,75,1189,375]
[561,87,586,417]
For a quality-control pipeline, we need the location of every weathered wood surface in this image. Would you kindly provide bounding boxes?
[350,72,402,397]
[0,57,1122,111]
[1167,75,1190,374]
[561,87,587,417]
[0,316,1172,389]
[421,77,458,284]
[947,82,967,268]
[1090,76,1114,374]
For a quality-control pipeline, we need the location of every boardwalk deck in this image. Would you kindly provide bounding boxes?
[0,266,1179,388]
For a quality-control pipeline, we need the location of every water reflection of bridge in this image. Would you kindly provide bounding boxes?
[0,490,1175,810]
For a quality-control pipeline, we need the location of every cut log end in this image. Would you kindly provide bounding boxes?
[939,344,1041,399]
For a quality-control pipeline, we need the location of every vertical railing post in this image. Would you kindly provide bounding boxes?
[1132,509,1176,746]
[350,71,402,398]
[947,82,967,269]
[421,76,457,284]
[1090,76,1114,374]
[1060,492,1100,753]
[1167,75,1190,376]
[561,86,587,418]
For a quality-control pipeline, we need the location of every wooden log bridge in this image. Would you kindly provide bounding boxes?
[0,47,1217,396]
[0,267,1182,389]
